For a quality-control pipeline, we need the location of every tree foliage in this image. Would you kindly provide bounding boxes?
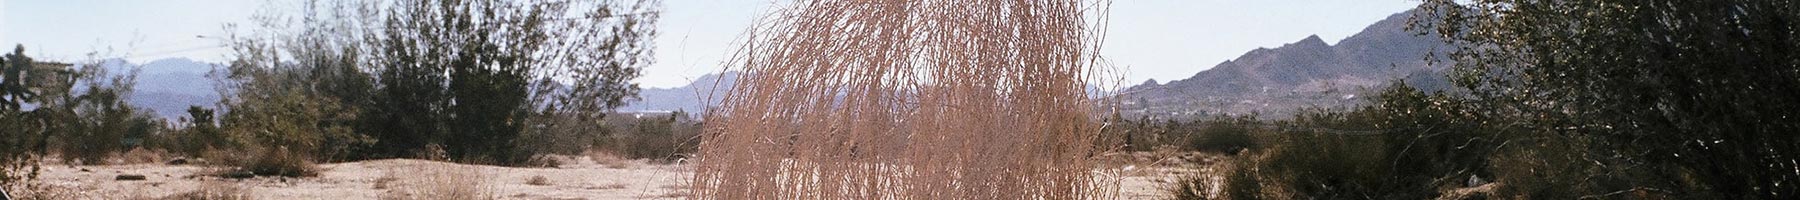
[1417,0,1800,198]
[219,0,661,165]
[0,45,50,186]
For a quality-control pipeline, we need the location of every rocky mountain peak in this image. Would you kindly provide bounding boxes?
[1120,8,1451,119]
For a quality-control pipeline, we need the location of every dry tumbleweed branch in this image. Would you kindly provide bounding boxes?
[693,0,1113,199]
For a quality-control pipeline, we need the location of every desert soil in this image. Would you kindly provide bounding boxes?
[28,155,1200,199]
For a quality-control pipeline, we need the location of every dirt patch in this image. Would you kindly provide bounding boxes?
[29,157,1173,199]
[31,157,691,199]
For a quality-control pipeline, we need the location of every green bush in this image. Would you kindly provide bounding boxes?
[609,113,700,161]
[1188,117,1261,154]
[1203,85,1508,199]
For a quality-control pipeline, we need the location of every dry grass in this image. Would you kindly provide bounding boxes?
[201,147,319,178]
[525,175,551,186]
[373,173,399,190]
[113,148,167,165]
[378,163,494,200]
[691,0,1116,199]
[160,181,256,200]
[585,150,637,169]
[589,183,627,190]
[3,182,86,200]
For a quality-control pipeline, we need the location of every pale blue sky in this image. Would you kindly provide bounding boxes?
[3,0,1418,88]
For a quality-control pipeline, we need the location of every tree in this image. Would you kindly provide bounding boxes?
[0,45,50,186]
[220,10,375,160]
[52,64,154,164]
[367,0,660,164]
[1418,1,1800,198]
[161,106,226,156]
[228,0,661,165]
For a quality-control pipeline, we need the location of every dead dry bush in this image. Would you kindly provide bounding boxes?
[690,0,1116,199]
[525,175,551,186]
[378,163,493,200]
[202,147,318,177]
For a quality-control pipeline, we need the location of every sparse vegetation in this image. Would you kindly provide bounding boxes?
[525,175,551,186]
[1161,1,1800,199]
[372,173,398,190]
[161,181,256,200]
[202,147,319,178]
[1188,117,1262,155]
[3,0,1794,199]
[380,164,494,200]
[114,148,167,165]
[585,150,637,169]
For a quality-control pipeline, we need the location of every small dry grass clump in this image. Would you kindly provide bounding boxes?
[3,182,86,200]
[113,148,167,165]
[161,181,256,200]
[378,163,493,200]
[372,173,399,190]
[585,150,637,169]
[525,175,551,186]
[589,183,627,190]
[691,0,1115,199]
[202,147,319,177]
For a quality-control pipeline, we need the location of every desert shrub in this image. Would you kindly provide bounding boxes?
[1485,134,1596,199]
[203,147,318,177]
[585,150,638,169]
[520,155,564,168]
[1,46,53,194]
[1257,129,1396,199]
[215,64,372,162]
[3,182,84,200]
[372,173,397,190]
[1208,85,1502,199]
[162,181,255,200]
[1167,176,1209,200]
[612,114,699,161]
[1166,158,1236,200]
[1188,116,1262,154]
[1418,1,1800,198]
[36,58,164,165]
[113,147,166,165]
[692,0,1109,198]
[1366,83,1499,197]
[240,148,319,177]
[516,112,610,156]
[212,0,661,166]
[380,164,493,200]
[150,106,230,158]
[525,175,551,186]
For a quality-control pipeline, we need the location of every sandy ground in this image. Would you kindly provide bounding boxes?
[28,154,1202,199]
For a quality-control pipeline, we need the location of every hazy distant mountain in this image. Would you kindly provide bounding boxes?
[108,58,222,119]
[618,72,740,113]
[1119,9,1453,119]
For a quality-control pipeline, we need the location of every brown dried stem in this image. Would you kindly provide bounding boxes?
[692,0,1114,199]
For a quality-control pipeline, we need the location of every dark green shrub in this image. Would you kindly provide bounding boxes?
[607,112,700,161]
[1188,117,1261,154]
[1207,85,1504,199]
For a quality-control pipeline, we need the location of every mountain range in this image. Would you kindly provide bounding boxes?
[1117,9,1452,119]
[95,58,222,120]
[111,9,1450,121]
[617,72,738,112]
